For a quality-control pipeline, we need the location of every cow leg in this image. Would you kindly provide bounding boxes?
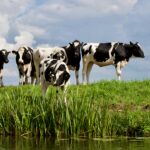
[25,76,29,84]
[23,76,26,85]
[82,61,89,84]
[41,80,49,95]
[31,77,36,84]
[56,87,67,106]
[115,62,122,80]
[63,86,68,105]
[26,65,32,84]
[31,77,34,84]
[19,75,24,85]
[63,80,69,104]
[116,60,127,80]
[0,70,3,87]
[19,77,22,85]
[36,69,40,84]
[33,52,40,84]
[35,62,40,84]
[86,62,93,83]
[75,70,79,85]
[59,85,68,105]
[0,77,3,87]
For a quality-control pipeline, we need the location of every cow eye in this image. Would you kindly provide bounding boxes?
[23,52,31,64]
[16,53,20,59]
[24,51,27,54]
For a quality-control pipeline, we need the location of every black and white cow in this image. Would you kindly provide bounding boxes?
[40,58,70,103]
[33,40,82,85]
[82,42,145,83]
[33,46,67,84]
[63,40,82,84]
[0,49,10,86]
[12,46,36,85]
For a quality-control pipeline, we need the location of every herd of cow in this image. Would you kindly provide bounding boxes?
[0,40,145,98]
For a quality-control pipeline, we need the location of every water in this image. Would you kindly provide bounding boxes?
[0,137,150,150]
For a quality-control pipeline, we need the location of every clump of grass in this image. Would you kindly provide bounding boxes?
[0,80,150,138]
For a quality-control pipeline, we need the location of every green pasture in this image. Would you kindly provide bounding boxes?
[0,80,150,138]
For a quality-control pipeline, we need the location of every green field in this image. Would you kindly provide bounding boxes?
[0,80,150,138]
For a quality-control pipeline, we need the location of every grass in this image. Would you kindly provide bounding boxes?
[0,80,150,138]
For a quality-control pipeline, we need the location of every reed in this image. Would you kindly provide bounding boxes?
[0,80,150,138]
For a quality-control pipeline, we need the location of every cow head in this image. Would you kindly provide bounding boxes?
[52,50,66,62]
[12,46,33,65]
[69,40,83,57]
[130,42,145,58]
[64,40,83,70]
[44,60,70,87]
[0,49,10,63]
[55,64,70,86]
[45,64,56,83]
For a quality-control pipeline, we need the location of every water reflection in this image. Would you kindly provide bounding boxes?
[0,136,150,150]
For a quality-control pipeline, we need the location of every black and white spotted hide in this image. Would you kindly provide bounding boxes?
[0,49,10,86]
[82,42,144,83]
[63,40,83,85]
[12,46,36,85]
[33,47,67,84]
[40,58,70,103]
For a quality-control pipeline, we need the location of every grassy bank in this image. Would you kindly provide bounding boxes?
[0,80,150,138]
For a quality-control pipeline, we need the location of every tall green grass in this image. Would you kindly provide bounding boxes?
[0,80,150,138]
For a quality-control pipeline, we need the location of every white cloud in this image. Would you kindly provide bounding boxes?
[0,31,35,51]
[0,0,35,17]
[17,24,46,37]
[0,0,139,49]
[0,14,10,36]
[0,0,36,49]
[0,37,14,50]
[0,0,144,50]
[50,0,138,15]
[14,31,36,48]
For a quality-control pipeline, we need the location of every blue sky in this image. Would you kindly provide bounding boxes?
[1,0,150,85]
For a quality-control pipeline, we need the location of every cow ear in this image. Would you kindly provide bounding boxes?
[69,43,73,46]
[130,41,134,45]
[89,45,92,53]
[49,68,55,74]
[7,51,11,55]
[12,50,17,55]
[28,47,33,52]
[81,42,84,47]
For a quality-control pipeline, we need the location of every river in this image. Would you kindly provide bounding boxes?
[0,136,150,150]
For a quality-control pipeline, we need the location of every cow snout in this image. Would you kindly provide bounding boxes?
[64,72,70,82]
[141,51,145,58]
[54,71,70,86]
[75,51,80,57]
[18,60,24,65]
[5,59,9,63]
[19,62,24,65]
